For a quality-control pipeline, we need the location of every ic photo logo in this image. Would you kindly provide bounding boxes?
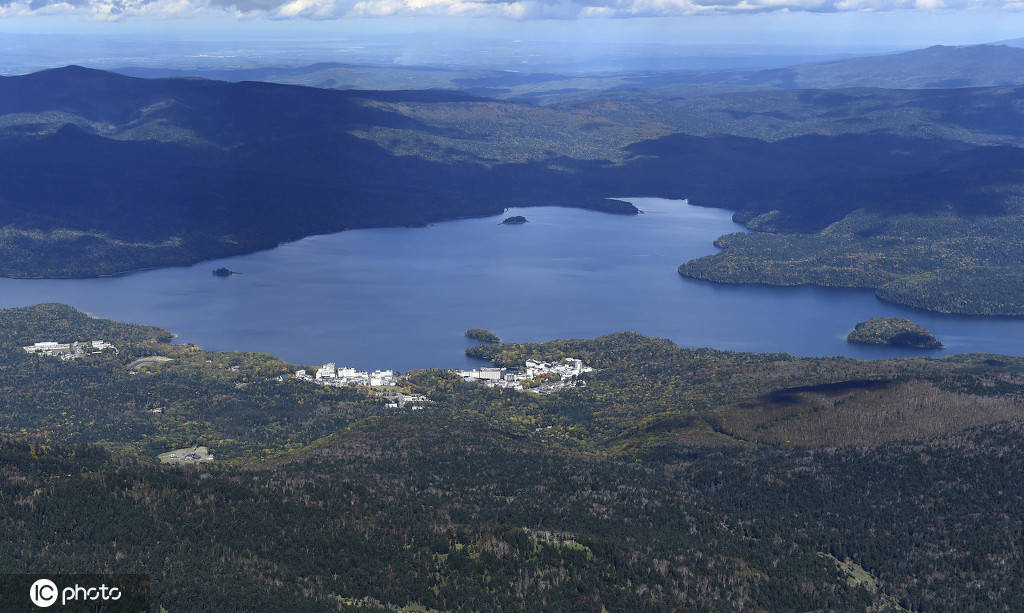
[28,579,57,608]
[28,578,122,608]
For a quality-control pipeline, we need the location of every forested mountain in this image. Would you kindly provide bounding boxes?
[1,304,1022,611]
[0,66,636,277]
[3,65,1024,314]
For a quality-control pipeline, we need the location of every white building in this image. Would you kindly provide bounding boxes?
[478,367,504,381]
[24,340,117,358]
[315,363,337,380]
[306,364,396,387]
[89,340,117,354]
[23,341,70,354]
[369,370,395,386]
[457,367,506,381]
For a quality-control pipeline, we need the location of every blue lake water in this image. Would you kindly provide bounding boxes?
[2,197,1024,371]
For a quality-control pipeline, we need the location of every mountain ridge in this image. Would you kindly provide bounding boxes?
[2,64,1024,316]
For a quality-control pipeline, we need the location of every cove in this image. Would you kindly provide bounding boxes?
[2,197,1024,371]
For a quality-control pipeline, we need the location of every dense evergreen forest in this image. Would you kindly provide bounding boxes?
[1,304,1022,610]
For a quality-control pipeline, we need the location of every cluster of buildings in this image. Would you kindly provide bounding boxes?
[380,392,430,410]
[294,363,431,409]
[23,340,118,360]
[296,363,397,387]
[292,356,593,405]
[457,357,594,393]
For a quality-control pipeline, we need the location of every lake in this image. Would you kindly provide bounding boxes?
[2,197,1024,371]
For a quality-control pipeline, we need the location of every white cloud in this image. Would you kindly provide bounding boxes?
[0,0,1020,20]
[0,0,203,18]
[273,0,334,17]
[344,0,1017,16]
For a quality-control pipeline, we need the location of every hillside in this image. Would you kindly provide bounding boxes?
[0,66,637,277]
[3,66,1024,314]
[1,304,1023,610]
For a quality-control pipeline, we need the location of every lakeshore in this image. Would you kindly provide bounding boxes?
[2,199,1024,368]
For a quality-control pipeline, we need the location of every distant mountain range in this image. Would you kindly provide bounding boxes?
[114,43,1024,99]
[722,44,1024,90]
[605,44,1024,99]
[994,37,1024,48]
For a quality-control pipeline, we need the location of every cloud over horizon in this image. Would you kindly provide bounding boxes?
[0,0,1017,20]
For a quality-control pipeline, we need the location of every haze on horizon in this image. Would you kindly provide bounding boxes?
[1,0,1023,76]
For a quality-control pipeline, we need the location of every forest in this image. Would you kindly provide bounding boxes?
[0,304,1022,610]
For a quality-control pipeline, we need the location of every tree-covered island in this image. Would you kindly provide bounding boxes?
[501,215,528,225]
[847,317,943,349]
[465,328,501,343]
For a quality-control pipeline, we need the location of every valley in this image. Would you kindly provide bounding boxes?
[2,52,1024,316]
[4,32,1024,612]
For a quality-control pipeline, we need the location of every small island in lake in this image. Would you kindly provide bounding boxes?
[500,216,527,225]
[465,328,501,343]
[847,317,943,349]
[212,267,238,277]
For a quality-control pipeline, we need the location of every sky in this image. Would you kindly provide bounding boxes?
[1,0,1022,32]
[3,10,1022,46]
[1,0,1022,21]
[0,0,1022,73]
